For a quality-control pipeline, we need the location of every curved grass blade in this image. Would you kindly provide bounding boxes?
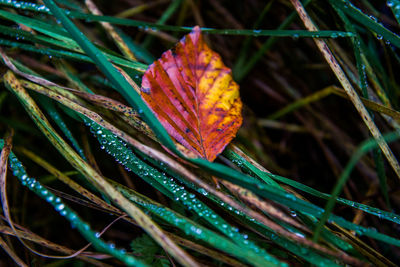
[40,96,87,160]
[0,9,76,45]
[334,0,400,48]
[331,2,392,210]
[313,131,400,241]
[86,120,284,266]
[110,180,285,267]
[0,140,146,267]
[13,0,400,251]
[224,144,400,225]
[20,68,400,249]
[3,70,201,267]
[42,0,175,149]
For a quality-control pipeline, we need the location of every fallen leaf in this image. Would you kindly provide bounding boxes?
[141,26,242,161]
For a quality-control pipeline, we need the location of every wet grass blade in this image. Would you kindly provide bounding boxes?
[312,131,400,241]
[334,0,400,48]
[1,0,354,38]
[3,70,201,267]
[0,140,146,267]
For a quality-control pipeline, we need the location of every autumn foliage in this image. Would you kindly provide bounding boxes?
[141,26,242,161]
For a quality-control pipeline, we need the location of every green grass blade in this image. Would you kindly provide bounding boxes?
[334,0,400,48]
[312,132,400,241]
[1,0,353,38]
[86,119,284,266]
[0,141,147,267]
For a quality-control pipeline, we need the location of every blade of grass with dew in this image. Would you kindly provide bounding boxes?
[234,0,312,81]
[0,24,81,51]
[233,1,273,79]
[225,142,400,229]
[269,172,400,224]
[0,9,77,46]
[15,146,119,214]
[39,96,87,160]
[337,6,392,210]
[16,70,400,248]
[225,209,343,267]
[13,0,400,251]
[312,131,400,242]
[3,71,201,267]
[17,74,400,250]
[334,0,400,48]
[222,148,360,253]
[109,180,285,267]
[290,0,400,182]
[1,0,354,38]
[223,147,400,232]
[16,74,358,264]
[0,38,91,61]
[83,119,286,267]
[0,10,147,71]
[139,153,344,266]
[1,56,89,161]
[141,0,183,48]
[0,140,146,267]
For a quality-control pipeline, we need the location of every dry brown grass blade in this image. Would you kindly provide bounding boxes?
[85,0,137,60]
[230,146,390,266]
[115,0,169,18]
[0,236,27,267]
[269,85,400,123]
[58,86,154,136]
[221,180,309,233]
[4,71,201,267]
[0,131,107,261]
[0,225,111,266]
[289,0,400,180]
[17,76,367,265]
[0,132,27,267]
[15,147,121,214]
[332,224,396,267]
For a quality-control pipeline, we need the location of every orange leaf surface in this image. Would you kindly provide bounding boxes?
[140,26,242,161]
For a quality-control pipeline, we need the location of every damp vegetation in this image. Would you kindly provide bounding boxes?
[1,0,400,266]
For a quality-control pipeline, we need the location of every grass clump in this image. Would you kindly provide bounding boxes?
[1,0,400,266]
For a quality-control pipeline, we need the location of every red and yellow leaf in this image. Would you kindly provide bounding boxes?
[141,26,242,161]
